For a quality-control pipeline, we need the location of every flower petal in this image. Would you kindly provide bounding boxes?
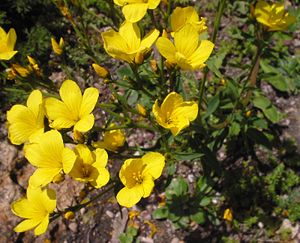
[142,152,165,179]
[14,218,41,233]
[73,114,95,132]
[62,147,76,174]
[90,167,110,188]
[122,3,148,23]
[119,22,141,51]
[34,215,49,235]
[116,185,144,207]
[142,174,154,197]
[59,80,82,117]
[189,40,214,69]
[79,87,99,117]
[94,148,108,167]
[29,168,62,188]
[156,37,176,63]
[11,198,38,218]
[140,29,159,50]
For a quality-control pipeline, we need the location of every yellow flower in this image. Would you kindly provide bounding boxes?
[24,130,76,187]
[11,186,56,235]
[6,90,44,145]
[152,92,198,136]
[156,24,214,70]
[69,144,110,188]
[93,126,125,152]
[170,6,207,34]
[45,79,99,132]
[102,21,159,64]
[92,63,109,78]
[114,0,161,23]
[116,152,165,208]
[0,27,17,60]
[51,37,64,55]
[223,208,233,222]
[254,0,296,31]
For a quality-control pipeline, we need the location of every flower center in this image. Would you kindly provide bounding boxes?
[81,164,92,178]
[132,171,143,184]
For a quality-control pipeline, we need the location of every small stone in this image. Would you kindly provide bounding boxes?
[258,222,264,229]
[171,238,180,243]
[68,222,78,232]
[106,210,114,218]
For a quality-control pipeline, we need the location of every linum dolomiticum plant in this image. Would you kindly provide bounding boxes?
[1,0,299,239]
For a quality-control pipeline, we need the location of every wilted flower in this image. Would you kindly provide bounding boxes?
[116,152,165,208]
[51,37,64,55]
[114,0,161,23]
[253,0,295,31]
[156,24,214,70]
[69,144,110,188]
[102,21,159,64]
[170,6,207,34]
[0,27,17,60]
[24,130,76,187]
[45,79,99,132]
[27,56,41,75]
[6,90,44,145]
[11,186,56,235]
[152,92,198,136]
[92,63,109,78]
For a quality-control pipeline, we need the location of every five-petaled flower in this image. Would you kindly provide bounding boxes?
[11,186,56,235]
[24,130,76,187]
[102,21,159,64]
[6,90,44,145]
[156,24,214,70]
[69,144,110,188]
[117,152,165,208]
[114,0,161,23]
[45,79,99,132]
[254,0,295,31]
[0,27,17,60]
[152,92,198,136]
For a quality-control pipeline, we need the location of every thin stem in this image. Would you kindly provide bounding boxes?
[197,0,226,117]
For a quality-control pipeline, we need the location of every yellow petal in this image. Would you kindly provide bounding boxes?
[24,130,64,168]
[156,37,176,63]
[116,185,144,207]
[189,40,214,69]
[11,198,38,218]
[148,0,161,9]
[174,24,198,58]
[142,152,165,179]
[27,187,56,213]
[73,114,94,132]
[141,174,154,197]
[51,37,63,55]
[45,97,76,129]
[90,167,110,188]
[14,218,41,233]
[7,28,17,51]
[94,148,108,167]
[60,80,82,117]
[119,22,141,51]
[171,7,199,32]
[173,101,198,122]
[122,3,148,23]
[152,99,168,129]
[140,28,159,50]
[29,168,62,187]
[62,147,76,173]
[34,215,49,235]
[26,90,43,117]
[0,51,18,60]
[160,92,183,115]
[79,87,99,117]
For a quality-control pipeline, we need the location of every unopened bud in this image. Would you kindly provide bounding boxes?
[220,78,226,85]
[150,59,158,72]
[245,110,252,118]
[52,173,65,183]
[92,63,109,78]
[136,103,147,117]
[134,52,144,65]
[223,208,233,222]
[64,211,75,220]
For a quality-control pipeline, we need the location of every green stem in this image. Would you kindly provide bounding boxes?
[197,0,226,117]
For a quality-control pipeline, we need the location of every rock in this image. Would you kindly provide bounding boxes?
[68,222,78,232]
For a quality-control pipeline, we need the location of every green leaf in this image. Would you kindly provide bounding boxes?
[263,106,284,123]
[190,211,206,224]
[204,95,220,119]
[206,60,223,78]
[246,128,272,148]
[153,207,169,219]
[170,177,189,196]
[262,73,289,92]
[199,197,211,207]
[253,95,271,110]
[229,121,241,137]
[174,152,204,161]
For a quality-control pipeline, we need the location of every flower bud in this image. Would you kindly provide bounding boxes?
[92,63,109,78]
[134,52,144,65]
[64,211,75,220]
